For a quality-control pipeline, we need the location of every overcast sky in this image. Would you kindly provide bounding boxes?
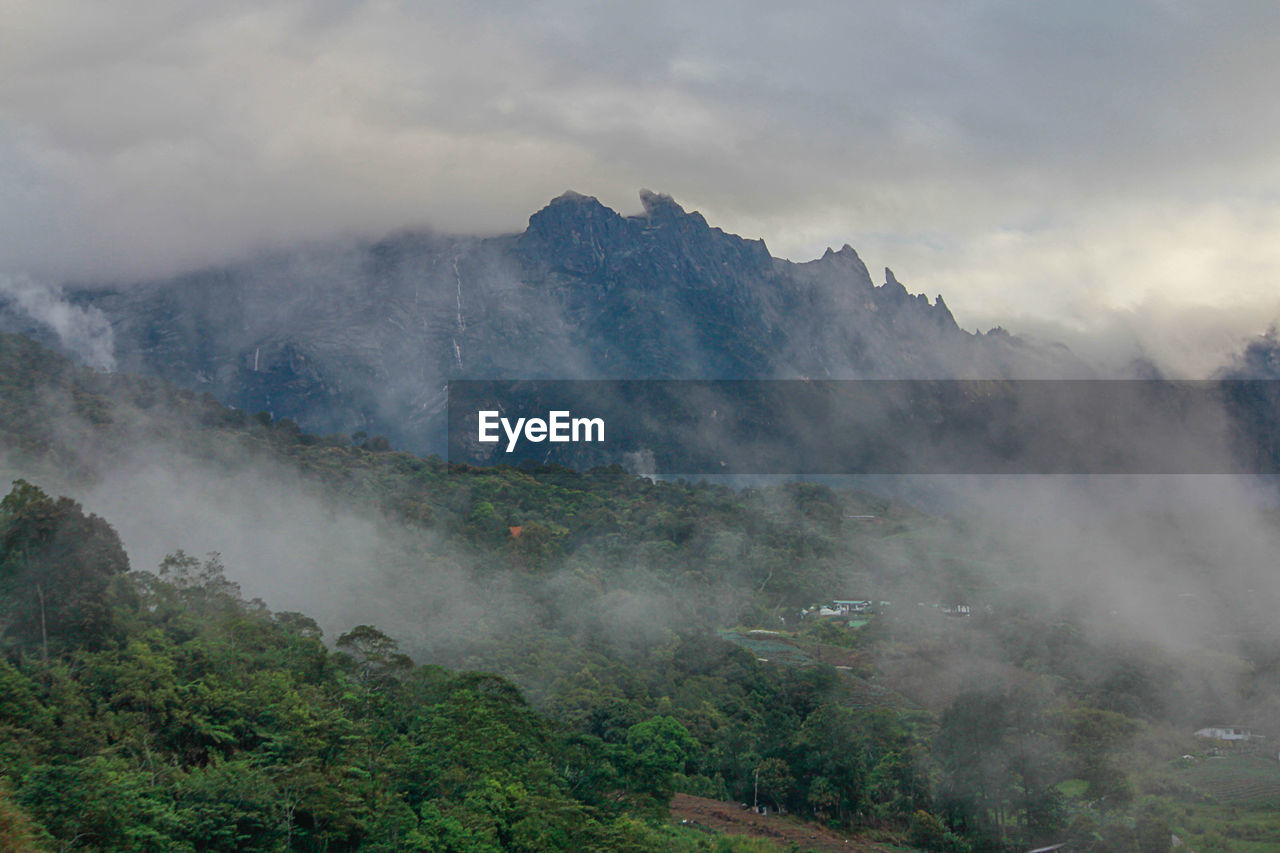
[3,1,1279,372]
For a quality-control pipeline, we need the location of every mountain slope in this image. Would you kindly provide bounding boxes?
[3,191,1084,452]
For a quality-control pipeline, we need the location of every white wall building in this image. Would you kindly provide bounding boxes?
[1195,726,1252,741]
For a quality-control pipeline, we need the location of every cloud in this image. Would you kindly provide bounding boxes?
[831,197,1280,375]
[0,274,116,371]
[2,0,1280,361]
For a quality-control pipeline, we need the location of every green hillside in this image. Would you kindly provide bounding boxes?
[3,330,1280,851]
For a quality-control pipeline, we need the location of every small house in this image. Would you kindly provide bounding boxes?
[831,600,872,615]
[1194,726,1252,742]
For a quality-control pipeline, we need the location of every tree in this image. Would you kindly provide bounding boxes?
[936,687,1064,849]
[754,757,793,811]
[0,480,130,658]
[1062,707,1136,805]
[622,716,698,806]
[336,625,414,687]
[907,809,971,853]
[0,779,46,853]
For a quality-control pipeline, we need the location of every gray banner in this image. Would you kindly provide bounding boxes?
[446,380,1280,475]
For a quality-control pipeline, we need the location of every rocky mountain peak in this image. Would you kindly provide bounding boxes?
[528,190,617,229]
[635,189,714,234]
[24,189,1090,452]
[521,191,625,274]
[816,244,873,287]
[933,293,957,327]
[638,188,685,217]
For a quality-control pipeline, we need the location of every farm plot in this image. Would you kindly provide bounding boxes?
[1179,755,1280,806]
[718,630,816,666]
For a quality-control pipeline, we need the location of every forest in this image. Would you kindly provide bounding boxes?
[3,330,1280,852]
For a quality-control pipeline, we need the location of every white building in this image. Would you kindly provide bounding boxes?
[831,600,872,615]
[1194,726,1252,741]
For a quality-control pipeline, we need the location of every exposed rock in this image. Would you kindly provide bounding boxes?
[7,191,1088,452]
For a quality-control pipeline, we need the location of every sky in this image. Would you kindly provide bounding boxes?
[3,0,1279,373]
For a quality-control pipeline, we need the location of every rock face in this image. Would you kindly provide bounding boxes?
[4,191,1085,452]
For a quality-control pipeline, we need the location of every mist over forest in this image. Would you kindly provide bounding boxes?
[5,5,1280,846]
[12,3,1280,845]
[3,183,1280,851]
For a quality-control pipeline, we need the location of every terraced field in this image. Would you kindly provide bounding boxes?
[1179,755,1280,806]
[718,630,816,666]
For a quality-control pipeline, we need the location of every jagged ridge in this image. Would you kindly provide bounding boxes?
[2,191,1081,452]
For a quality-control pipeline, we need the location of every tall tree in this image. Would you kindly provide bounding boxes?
[0,480,129,658]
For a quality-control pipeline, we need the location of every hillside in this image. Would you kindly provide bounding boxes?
[4,331,1280,851]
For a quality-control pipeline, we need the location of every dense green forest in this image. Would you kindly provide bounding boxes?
[1,478,828,852]
[4,331,1280,852]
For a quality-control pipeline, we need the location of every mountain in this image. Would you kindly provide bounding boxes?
[2,191,1084,453]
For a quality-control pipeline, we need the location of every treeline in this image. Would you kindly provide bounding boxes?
[0,477,949,851]
[0,332,1253,851]
[0,478,1184,853]
[0,481,798,852]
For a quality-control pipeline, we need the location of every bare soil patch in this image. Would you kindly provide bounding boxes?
[670,793,907,853]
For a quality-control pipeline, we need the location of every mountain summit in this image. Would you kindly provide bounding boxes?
[1,191,1081,451]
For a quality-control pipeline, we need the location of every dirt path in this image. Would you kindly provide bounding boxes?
[670,794,908,853]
